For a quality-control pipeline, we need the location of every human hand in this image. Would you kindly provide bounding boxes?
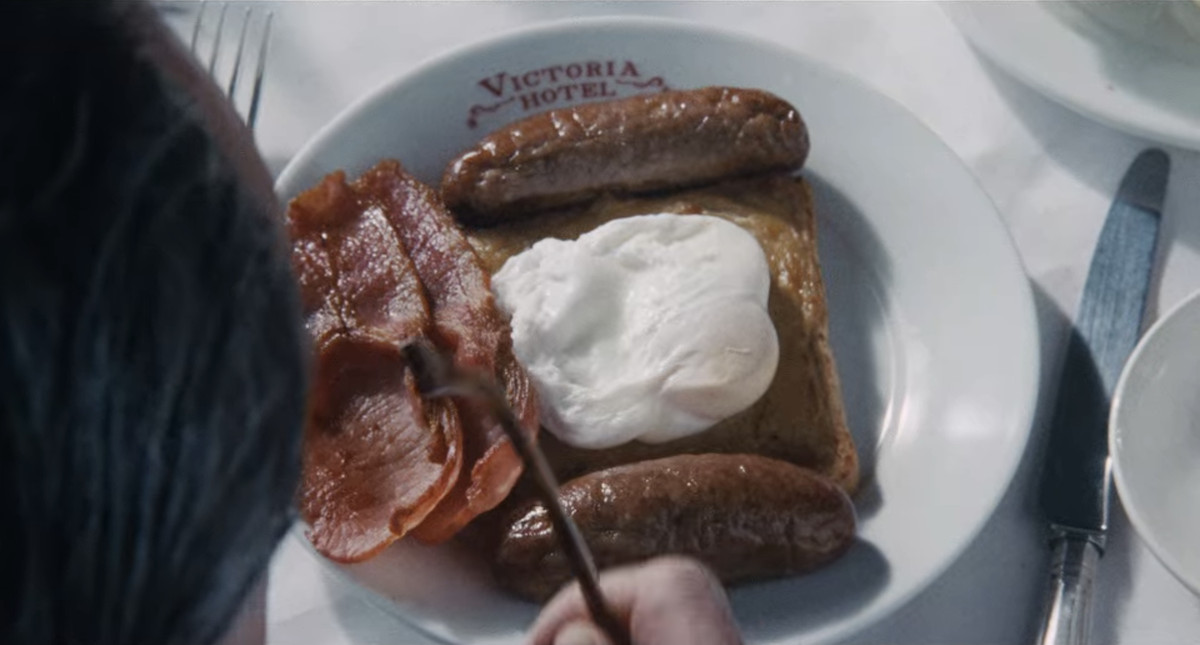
[526,556,744,645]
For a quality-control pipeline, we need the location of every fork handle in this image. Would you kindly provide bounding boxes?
[1035,532,1102,645]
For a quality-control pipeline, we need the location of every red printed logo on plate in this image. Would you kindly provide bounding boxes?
[466,60,670,128]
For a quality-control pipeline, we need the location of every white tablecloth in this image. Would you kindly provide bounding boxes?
[176,2,1200,643]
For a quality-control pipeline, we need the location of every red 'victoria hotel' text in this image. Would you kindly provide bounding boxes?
[478,60,666,111]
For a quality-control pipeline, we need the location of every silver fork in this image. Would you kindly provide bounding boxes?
[188,1,273,131]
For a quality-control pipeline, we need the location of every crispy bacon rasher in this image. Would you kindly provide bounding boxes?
[286,161,537,561]
[287,172,462,563]
[356,161,538,544]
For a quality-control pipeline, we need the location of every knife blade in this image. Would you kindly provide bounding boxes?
[1035,148,1170,645]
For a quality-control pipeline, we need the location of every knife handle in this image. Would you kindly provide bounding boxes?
[1036,532,1103,645]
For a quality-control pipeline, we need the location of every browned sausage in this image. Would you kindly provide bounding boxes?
[441,87,809,225]
[493,453,855,601]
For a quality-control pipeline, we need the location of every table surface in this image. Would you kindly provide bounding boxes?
[168,2,1200,643]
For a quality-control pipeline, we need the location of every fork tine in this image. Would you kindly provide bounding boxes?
[226,7,251,99]
[183,1,271,132]
[189,0,206,52]
[207,2,229,74]
[246,11,273,131]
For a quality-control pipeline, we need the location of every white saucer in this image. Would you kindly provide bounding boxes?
[945,1,1200,150]
[1111,289,1200,597]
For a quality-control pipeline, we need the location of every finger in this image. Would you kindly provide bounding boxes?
[552,620,614,645]
[526,556,742,645]
[622,557,741,645]
[527,569,638,645]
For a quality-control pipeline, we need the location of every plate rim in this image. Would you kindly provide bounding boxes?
[275,14,1041,644]
[1110,287,1200,597]
[943,2,1200,151]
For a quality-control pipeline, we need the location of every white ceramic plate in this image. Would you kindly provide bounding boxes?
[276,17,1039,645]
[944,1,1200,151]
[1111,289,1200,597]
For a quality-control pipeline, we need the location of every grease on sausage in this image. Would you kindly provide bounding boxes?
[493,453,855,601]
[441,87,809,225]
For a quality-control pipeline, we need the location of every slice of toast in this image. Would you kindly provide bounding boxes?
[466,173,858,495]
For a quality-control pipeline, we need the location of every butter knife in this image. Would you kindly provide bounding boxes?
[1035,148,1170,645]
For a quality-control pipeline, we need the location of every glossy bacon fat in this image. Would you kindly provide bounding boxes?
[357,161,538,544]
[286,161,536,561]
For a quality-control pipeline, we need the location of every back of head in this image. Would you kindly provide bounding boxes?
[0,2,308,644]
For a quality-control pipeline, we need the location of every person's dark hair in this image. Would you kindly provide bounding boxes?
[0,3,308,645]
